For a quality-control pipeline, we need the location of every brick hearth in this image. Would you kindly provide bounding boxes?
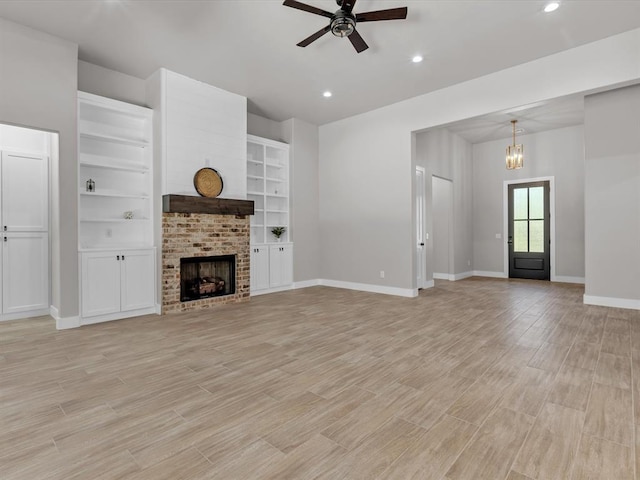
[162,212,250,313]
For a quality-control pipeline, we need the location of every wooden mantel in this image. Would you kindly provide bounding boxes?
[162,195,254,216]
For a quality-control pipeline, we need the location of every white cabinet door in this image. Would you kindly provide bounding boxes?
[1,152,48,232]
[120,249,155,312]
[251,246,270,291]
[269,244,293,288]
[2,233,48,314]
[81,251,120,318]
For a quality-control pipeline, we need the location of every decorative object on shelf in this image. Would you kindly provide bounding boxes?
[194,167,224,198]
[271,226,286,242]
[86,178,95,192]
[124,211,134,220]
[506,120,524,170]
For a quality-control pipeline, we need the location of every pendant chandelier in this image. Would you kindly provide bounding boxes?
[506,120,524,170]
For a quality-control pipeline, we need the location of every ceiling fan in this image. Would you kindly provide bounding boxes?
[283,0,408,53]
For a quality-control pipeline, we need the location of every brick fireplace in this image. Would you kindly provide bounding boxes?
[162,195,253,314]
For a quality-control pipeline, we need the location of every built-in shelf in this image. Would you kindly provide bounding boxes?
[80,192,149,199]
[80,161,149,173]
[265,162,285,169]
[247,175,263,180]
[265,193,288,198]
[80,132,149,148]
[80,218,150,223]
[78,91,154,250]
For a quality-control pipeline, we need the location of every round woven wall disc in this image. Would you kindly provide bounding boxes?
[194,168,223,198]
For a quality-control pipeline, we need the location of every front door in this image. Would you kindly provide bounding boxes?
[508,181,550,280]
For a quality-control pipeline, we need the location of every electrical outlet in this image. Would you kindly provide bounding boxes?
[496,233,502,239]
[106,228,112,238]
[426,233,429,240]
[380,270,385,279]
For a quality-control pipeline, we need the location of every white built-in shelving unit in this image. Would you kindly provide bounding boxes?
[247,134,293,294]
[77,92,156,324]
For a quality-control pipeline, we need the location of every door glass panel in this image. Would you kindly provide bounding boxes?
[514,188,528,220]
[514,220,528,252]
[529,187,544,219]
[529,220,544,253]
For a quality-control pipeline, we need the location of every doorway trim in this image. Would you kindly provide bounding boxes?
[503,176,556,280]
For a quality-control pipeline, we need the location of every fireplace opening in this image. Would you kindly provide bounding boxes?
[180,255,236,302]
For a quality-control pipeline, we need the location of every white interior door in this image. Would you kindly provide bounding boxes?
[2,232,48,313]
[415,167,427,288]
[1,151,48,232]
[433,176,453,279]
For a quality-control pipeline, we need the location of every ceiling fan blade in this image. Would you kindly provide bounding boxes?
[356,7,408,22]
[283,0,333,19]
[297,25,331,47]
[348,29,369,53]
[339,0,357,13]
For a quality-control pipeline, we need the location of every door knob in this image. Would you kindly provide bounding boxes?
[419,242,424,246]
[507,236,513,245]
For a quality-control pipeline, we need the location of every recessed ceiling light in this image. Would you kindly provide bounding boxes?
[323,91,332,98]
[544,2,560,13]
[412,55,423,63]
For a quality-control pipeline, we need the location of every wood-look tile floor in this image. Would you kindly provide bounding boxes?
[2,278,640,479]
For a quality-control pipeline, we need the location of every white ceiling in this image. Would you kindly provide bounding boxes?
[443,94,586,144]
[0,0,639,126]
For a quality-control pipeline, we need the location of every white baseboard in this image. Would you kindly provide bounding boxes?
[583,294,640,310]
[421,280,435,289]
[292,279,321,289]
[155,303,162,314]
[319,279,418,298]
[56,315,81,330]
[553,276,585,284]
[453,271,474,281]
[472,270,508,279]
[79,306,158,327]
[433,273,452,281]
[251,285,294,296]
[0,307,51,323]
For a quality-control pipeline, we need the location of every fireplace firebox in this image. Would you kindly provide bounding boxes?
[180,255,236,302]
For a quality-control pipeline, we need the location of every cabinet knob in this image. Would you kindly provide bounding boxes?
[122,255,125,261]
[117,255,120,260]
[3,237,6,242]
[3,226,6,231]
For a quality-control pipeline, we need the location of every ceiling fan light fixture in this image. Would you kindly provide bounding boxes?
[331,15,356,37]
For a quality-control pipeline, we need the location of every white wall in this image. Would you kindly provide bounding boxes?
[319,28,640,292]
[78,60,146,107]
[248,113,283,142]
[147,69,247,199]
[0,18,78,318]
[472,125,585,280]
[281,118,320,283]
[584,84,640,308]
[415,128,473,283]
